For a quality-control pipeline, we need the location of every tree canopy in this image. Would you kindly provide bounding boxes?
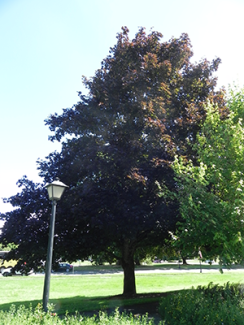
[172,87,244,268]
[0,27,225,296]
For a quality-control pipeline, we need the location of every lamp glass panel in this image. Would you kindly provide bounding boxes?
[47,186,53,200]
[53,185,65,200]
[47,185,66,201]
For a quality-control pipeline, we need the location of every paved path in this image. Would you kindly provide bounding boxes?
[31,266,244,276]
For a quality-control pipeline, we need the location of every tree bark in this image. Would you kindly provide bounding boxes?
[121,239,136,297]
[182,256,188,265]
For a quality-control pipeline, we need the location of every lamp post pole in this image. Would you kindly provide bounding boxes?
[42,178,68,312]
[43,199,57,312]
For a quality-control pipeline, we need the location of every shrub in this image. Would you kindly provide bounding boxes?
[0,304,161,325]
[158,282,244,324]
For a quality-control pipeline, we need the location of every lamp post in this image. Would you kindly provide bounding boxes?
[43,178,68,312]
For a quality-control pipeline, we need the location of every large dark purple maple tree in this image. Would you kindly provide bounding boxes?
[0,27,225,296]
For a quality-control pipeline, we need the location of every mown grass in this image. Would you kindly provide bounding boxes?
[1,267,244,315]
[72,260,239,273]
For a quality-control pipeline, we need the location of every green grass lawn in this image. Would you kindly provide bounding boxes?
[72,260,243,273]
[0,258,229,276]
[1,266,244,315]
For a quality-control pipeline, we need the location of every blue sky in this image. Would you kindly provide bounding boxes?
[1,0,244,214]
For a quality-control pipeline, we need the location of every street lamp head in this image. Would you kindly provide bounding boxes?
[45,178,68,201]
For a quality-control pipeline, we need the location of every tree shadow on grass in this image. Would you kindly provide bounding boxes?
[0,296,96,315]
[0,291,178,316]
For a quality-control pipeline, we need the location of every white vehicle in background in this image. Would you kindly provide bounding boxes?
[1,267,22,277]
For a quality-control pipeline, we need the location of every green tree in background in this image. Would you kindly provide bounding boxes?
[0,27,225,296]
[172,87,244,267]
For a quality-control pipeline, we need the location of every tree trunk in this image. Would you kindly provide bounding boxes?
[182,256,188,265]
[121,239,136,297]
